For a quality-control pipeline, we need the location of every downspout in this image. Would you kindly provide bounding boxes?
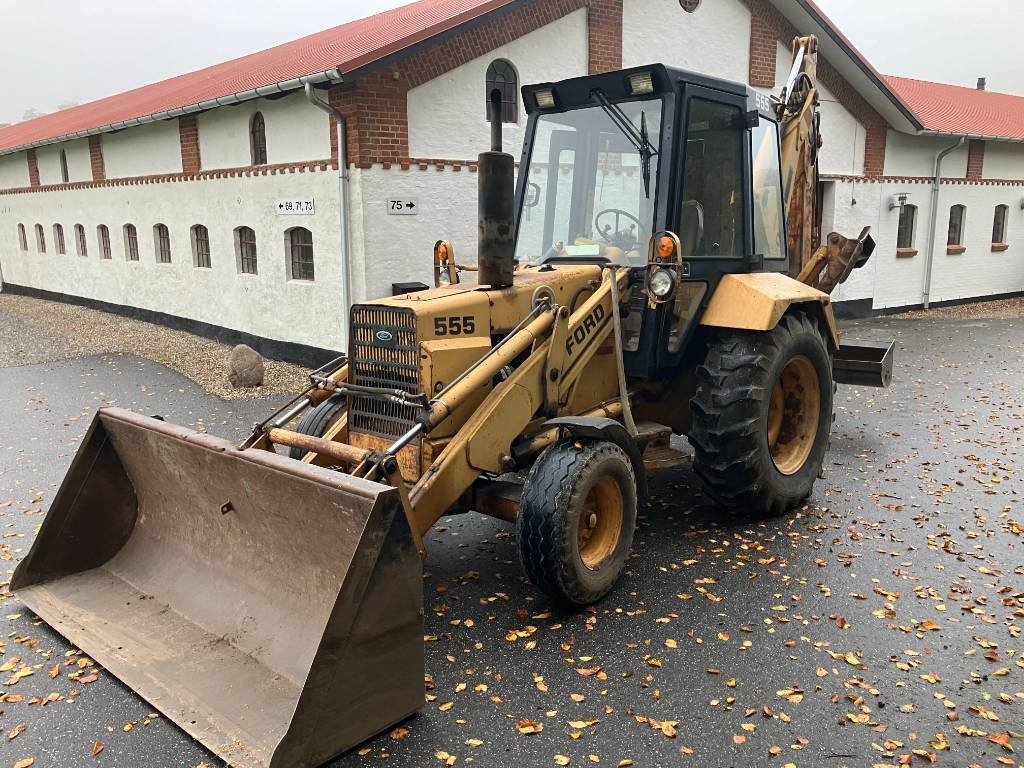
[921,137,965,309]
[305,82,352,349]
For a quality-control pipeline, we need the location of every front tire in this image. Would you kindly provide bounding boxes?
[288,393,347,460]
[517,439,637,606]
[688,312,833,517]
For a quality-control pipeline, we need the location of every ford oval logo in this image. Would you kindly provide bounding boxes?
[375,330,394,343]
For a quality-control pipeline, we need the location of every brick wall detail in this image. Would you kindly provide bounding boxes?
[329,0,586,167]
[179,114,202,173]
[748,11,777,88]
[26,149,40,188]
[966,139,985,181]
[587,0,623,74]
[88,135,106,181]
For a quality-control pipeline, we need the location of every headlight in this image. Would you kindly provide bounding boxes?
[649,267,675,298]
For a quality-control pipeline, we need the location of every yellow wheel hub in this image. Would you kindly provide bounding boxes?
[767,355,821,476]
[577,476,624,569]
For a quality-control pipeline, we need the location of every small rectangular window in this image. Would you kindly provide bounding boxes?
[947,205,966,246]
[897,205,918,250]
[992,204,1009,245]
[154,224,171,263]
[191,225,211,268]
[54,224,66,255]
[98,225,112,259]
[288,227,315,281]
[236,226,258,274]
[124,224,139,261]
[75,224,88,257]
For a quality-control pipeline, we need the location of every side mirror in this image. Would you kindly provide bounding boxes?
[524,182,541,208]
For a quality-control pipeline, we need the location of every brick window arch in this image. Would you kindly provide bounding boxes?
[235,226,258,274]
[35,224,46,253]
[154,223,172,263]
[53,224,66,255]
[191,224,211,268]
[124,224,139,261]
[250,112,267,165]
[286,226,314,281]
[17,223,28,251]
[74,223,88,256]
[485,59,519,123]
[60,149,70,183]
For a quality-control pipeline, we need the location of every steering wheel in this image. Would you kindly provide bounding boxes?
[595,208,642,249]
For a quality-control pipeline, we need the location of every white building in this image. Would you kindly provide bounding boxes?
[2,0,1023,359]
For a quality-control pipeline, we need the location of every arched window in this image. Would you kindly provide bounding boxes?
[250,112,267,165]
[97,225,112,259]
[53,224,66,255]
[286,227,314,281]
[124,224,139,261]
[947,204,966,251]
[74,224,88,256]
[191,224,211,268]
[235,226,258,274]
[485,59,519,123]
[35,224,46,253]
[60,149,70,183]
[17,224,28,251]
[896,204,918,251]
[154,223,172,263]
[992,204,1009,245]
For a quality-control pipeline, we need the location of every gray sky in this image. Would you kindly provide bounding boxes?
[1,0,1021,125]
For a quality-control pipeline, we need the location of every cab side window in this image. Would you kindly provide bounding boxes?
[751,120,787,259]
[679,99,746,258]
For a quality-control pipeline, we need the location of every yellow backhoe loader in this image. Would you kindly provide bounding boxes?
[14,36,894,768]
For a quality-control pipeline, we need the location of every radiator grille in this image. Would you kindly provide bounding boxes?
[349,305,421,439]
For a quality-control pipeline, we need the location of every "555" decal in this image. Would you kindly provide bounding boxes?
[433,316,477,336]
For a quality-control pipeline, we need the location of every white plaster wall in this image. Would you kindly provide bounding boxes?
[983,142,1024,181]
[0,153,29,189]
[826,180,881,303]
[884,131,968,178]
[37,140,91,185]
[199,92,332,169]
[623,0,750,83]
[0,170,347,350]
[408,9,588,160]
[349,166,480,301]
[103,120,183,178]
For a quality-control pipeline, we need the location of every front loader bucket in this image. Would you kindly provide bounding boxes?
[12,408,424,768]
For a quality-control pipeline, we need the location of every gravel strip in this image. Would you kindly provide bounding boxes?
[894,295,1024,320]
[0,293,311,399]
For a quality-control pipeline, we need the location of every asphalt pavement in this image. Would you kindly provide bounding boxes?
[0,308,1021,768]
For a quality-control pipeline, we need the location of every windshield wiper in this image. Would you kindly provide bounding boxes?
[591,89,658,198]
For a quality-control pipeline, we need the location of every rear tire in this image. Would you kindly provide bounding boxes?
[288,394,347,460]
[688,312,832,517]
[517,439,637,606]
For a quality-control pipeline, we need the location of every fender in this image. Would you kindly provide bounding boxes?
[699,272,841,349]
[544,416,648,498]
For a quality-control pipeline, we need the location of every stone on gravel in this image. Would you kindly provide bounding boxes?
[228,344,265,388]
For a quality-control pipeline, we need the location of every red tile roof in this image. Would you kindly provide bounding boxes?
[885,76,1024,141]
[0,0,515,155]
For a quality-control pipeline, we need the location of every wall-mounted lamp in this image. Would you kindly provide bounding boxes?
[889,193,909,212]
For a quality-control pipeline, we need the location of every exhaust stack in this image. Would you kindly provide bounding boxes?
[477,88,515,289]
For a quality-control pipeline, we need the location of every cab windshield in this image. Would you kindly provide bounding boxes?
[515,97,664,266]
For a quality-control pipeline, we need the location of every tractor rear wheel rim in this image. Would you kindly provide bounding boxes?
[767,355,820,476]
[577,476,624,570]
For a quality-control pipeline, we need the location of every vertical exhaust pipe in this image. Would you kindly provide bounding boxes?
[478,89,515,289]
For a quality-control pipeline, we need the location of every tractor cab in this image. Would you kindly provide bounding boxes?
[515,64,790,376]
